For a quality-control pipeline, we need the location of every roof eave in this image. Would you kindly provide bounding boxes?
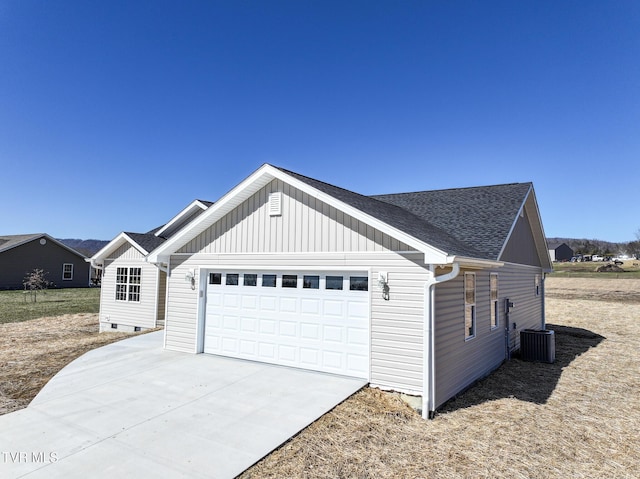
[148,164,452,265]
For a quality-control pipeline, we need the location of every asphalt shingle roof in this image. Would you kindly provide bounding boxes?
[277,167,486,258]
[125,232,167,254]
[372,183,532,260]
[275,166,533,260]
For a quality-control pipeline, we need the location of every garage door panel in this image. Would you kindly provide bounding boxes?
[259,319,277,335]
[347,328,368,345]
[258,343,276,359]
[240,317,257,332]
[323,325,343,343]
[239,340,256,355]
[322,351,343,370]
[279,321,297,337]
[221,337,238,353]
[241,295,258,309]
[301,299,320,314]
[278,345,297,362]
[323,300,343,317]
[300,348,318,366]
[300,323,320,340]
[205,271,370,379]
[279,297,298,313]
[259,296,277,311]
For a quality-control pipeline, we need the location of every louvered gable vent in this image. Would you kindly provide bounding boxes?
[269,192,282,216]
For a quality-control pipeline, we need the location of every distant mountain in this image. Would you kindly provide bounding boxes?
[58,238,109,257]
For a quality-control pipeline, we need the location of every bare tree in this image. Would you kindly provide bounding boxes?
[23,269,51,302]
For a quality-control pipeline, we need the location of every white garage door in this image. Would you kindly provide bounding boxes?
[204,271,370,378]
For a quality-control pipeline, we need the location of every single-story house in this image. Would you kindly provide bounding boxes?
[90,200,212,332]
[548,241,574,262]
[142,164,551,418]
[0,234,91,290]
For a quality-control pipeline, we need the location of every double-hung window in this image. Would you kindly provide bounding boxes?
[490,273,499,329]
[464,272,476,340]
[115,267,141,302]
[62,263,74,281]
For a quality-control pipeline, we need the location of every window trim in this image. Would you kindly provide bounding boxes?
[535,274,541,297]
[62,263,74,281]
[464,272,476,340]
[490,273,499,330]
[115,267,141,303]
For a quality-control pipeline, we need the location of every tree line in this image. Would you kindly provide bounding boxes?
[548,230,640,258]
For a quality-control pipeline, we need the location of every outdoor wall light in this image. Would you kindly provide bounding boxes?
[185,269,196,290]
[377,271,390,301]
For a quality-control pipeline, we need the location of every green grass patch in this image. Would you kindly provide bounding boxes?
[549,260,640,279]
[0,288,100,324]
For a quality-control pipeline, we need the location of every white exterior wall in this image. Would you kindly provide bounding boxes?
[99,243,160,332]
[165,180,429,394]
[433,262,544,407]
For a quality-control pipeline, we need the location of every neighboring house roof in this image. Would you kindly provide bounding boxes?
[0,233,87,258]
[147,164,550,269]
[547,241,572,250]
[372,183,533,261]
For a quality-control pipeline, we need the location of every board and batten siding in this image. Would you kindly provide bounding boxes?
[433,262,543,407]
[99,243,159,330]
[177,179,412,255]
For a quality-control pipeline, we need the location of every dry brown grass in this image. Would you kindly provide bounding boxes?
[0,313,139,415]
[1,280,638,478]
[241,277,640,479]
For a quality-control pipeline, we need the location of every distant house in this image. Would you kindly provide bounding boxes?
[0,234,90,290]
[142,164,552,418]
[90,200,212,332]
[548,242,574,262]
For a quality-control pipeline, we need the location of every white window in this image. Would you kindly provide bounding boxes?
[464,272,476,340]
[115,267,141,302]
[490,273,499,329]
[535,274,541,296]
[62,263,73,281]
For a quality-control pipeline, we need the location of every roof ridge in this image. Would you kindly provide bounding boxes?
[371,181,531,197]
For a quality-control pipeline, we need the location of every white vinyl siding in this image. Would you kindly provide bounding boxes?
[177,179,414,255]
[434,263,544,408]
[100,244,164,330]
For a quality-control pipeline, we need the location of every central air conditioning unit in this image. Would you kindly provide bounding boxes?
[520,329,555,363]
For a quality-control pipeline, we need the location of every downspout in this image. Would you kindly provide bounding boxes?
[541,272,547,330]
[423,262,460,419]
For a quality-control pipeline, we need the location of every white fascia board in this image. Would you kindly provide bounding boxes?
[147,164,450,264]
[91,232,148,264]
[448,255,503,269]
[147,164,277,264]
[154,200,210,238]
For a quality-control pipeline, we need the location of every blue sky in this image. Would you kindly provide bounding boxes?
[1,1,638,243]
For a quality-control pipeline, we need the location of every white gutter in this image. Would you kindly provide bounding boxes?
[423,262,460,419]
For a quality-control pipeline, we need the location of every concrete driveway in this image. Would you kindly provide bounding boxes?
[0,331,366,478]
